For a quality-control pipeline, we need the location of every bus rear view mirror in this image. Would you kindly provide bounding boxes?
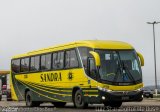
[89,51,101,67]
[137,52,144,66]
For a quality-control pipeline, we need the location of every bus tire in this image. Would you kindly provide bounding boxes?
[73,89,88,109]
[25,91,40,107]
[103,102,110,107]
[52,102,66,107]
[109,101,122,108]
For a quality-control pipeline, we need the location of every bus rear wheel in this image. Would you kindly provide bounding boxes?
[52,102,66,107]
[73,89,88,109]
[25,91,40,107]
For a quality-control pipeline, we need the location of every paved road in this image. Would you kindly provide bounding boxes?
[1,96,160,112]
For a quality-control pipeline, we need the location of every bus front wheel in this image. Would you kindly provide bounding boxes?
[73,89,88,109]
[25,91,40,107]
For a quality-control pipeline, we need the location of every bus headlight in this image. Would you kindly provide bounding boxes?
[102,96,106,100]
[98,86,112,92]
[136,88,143,92]
[142,94,144,98]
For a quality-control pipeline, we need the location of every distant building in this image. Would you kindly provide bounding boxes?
[0,70,10,101]
[0,71,10,85]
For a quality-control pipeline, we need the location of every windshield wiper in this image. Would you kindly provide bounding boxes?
[113,52,124,83]
[113,60,122,83]
[114,52,136,84]
[121,60,136,84]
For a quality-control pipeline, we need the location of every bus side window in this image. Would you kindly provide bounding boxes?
[65,51,70,68]
[20,58,29,72]
[78,47,92,72]
[30,57,35,71]
[41,54,51,70]
[46,54,51,70]
[52,53,58,69]
[65,49,78,68]
[30,56,40,71]
[41,55,46,70]
[35,56,40,70]
[52,51,64,69]
[57,51,64,69]
[70,50,78,68]
[12,59,20,73]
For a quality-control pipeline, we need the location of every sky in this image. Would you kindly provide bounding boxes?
[0,0,160,85]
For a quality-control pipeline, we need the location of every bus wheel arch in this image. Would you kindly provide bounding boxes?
[72,87,88,108]
[25,89,40,107]
[25,88,30,100]
[72,87,81,102]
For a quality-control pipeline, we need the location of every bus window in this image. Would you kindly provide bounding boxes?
[78,47,92,71]
[46,54,51,70]
[40,54,51,70]
[52,53,58,69]
[41,55,46,70]
[57,52,64,69]
[30,57,35,71]
[70,50,78,68]
[30,56,40,71]
[65,51,70,68]
[21,58,29,72]
[12,59,20,73]
[52,51,64,69]
[65,49,78,68]
[35,56,40,70]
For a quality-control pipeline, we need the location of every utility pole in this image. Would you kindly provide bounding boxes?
[147,21,160,96]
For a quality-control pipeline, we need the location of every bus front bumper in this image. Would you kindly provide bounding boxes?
[99,90,143,102]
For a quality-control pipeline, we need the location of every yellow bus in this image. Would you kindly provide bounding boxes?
[10,40,144,108]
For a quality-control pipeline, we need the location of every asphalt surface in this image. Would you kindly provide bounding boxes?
[1,96,160,112]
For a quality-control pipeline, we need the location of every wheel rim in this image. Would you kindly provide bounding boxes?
[76,94,82,105]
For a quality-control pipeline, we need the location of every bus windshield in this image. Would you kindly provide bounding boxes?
[96,50,142,85]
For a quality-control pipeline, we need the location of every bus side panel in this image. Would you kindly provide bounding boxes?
[14,68,89,102]
[10,73,25,101]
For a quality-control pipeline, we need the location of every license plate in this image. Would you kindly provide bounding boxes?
[122,96,129,100]
[145,94,149,96]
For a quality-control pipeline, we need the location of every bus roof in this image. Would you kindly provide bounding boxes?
[12,40,134,59]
